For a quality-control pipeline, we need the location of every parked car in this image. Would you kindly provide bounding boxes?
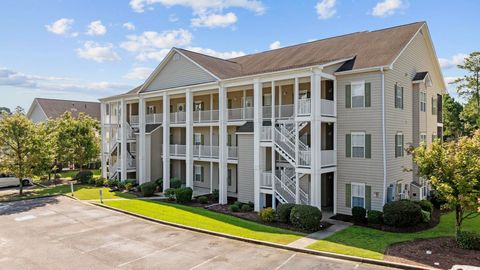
[0,174,32,188]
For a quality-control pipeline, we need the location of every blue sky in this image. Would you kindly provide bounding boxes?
[0,0,478,110]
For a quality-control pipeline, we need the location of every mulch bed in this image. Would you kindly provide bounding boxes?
[330,208,441,233]
[385,237,480,269]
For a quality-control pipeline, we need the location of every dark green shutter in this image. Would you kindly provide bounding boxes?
[345,84,351,108]
[400,87,404,109]
[365,134,371,159]
[345,184,351,208]
[395,134,398,157]
[346,134,351,158]
[201,134,205,145]
[201,166,204,182]
[394,84,398,108]
[365,82,371,107]
[365,185,372,210]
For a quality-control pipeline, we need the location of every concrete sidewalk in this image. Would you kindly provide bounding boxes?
[287,219,352,248]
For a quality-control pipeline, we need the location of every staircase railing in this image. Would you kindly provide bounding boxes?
[274,126,296,161]
[274,172,295,203]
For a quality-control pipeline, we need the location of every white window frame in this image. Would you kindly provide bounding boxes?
[194,133,202,145]
[263,93,272,106]
[395,84,403,109]
[351,182,365,208]
[147,105,156,114]
[351,131,366,158]
[432,96,438,115]
[351,81,365,108]
[420,92,427,112]
[396,132,404,157]
[194,101,203,111]
[420,133,427,144]
[194,165,203,182]
[177,103,185,112]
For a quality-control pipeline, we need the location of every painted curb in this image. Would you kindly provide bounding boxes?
[91,201,435,270]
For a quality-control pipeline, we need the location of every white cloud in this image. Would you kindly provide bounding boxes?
[86,20,107,36]
[269,41,281,50]
[185,47,246,59]
[124,67,154,80]
[191,12,237,28]
[438,53,468,69]
[129,0,265,15]
[45,18,75,36]
[123,22,136,30]
[169,14,179,22]
[315,0,336,19]
[371,0,404,17]
[76,41,120,63]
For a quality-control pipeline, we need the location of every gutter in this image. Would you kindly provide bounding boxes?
[381,67,387,205]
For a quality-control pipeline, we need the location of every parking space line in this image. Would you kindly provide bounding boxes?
[81,241,118,254]
[117,242,183,268]
[274,253,296,270]
[188,254,222,270]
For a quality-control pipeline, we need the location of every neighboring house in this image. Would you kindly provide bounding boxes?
[27,98,101,123]
[99,21,445,215]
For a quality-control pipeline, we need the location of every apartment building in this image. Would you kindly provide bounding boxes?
[100,22,445,215]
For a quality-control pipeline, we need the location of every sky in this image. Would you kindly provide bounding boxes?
[0,0,478,110]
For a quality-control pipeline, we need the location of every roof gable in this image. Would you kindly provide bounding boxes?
[34,98,100,120]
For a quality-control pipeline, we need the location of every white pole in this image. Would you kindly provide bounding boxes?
[70,182,74,196]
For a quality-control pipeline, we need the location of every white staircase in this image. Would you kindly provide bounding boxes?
[273,169,309,205]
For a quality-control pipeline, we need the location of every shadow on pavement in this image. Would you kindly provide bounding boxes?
[0,196,60,216]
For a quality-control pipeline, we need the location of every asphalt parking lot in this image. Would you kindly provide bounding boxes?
[0,196,396,270]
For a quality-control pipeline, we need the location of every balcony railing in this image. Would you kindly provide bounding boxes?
[130,115,139,125]
[228,146,238,160]
[169,144,186,156]
[193,145,219,158]
[321,150,336,167]
[298,99,311,116]
[170,112,186,124]
[321,99,335,116]
[146,113,163,124]
[298,150,311,167]
[261,171,272,188]
[275,104,294,119]
[260,126,272,141]
[193,110,219,123]
[227,107,254,121]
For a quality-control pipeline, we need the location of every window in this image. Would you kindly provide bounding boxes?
[420,133,427,144]
[194,133,202,145]
[351,132,365,158]
[351,81,365,108]
[227,168,232,186]
[394,84,404,109]
[395,133,404,158]
[227,134,232,147]
[263,94,272,106]
[147,105,156,114]
[194,165,203,182]
[194,101,203,111]
[351,183,365,208]
[177,103,185,112]
[105,104,110,115]
[420,92,426,112]
[432,97,437,115]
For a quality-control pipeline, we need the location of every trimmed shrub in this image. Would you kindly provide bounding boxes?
[276,203,296,223]
[457,231,480,250]
[170,178,182,189]
[107,179,119,188]
[367,210,383,224]
[415,199,434,214]
[233,201,243,208]
[241,204,253,212]
[211,189,219,201]
[124,179,136,187]
[258,207,275,222]
[175,187,193,203]
[247,201,254,209]
[140,182,156,197]
[164,188,176,200]
[421,209,431,223]
[75,170,93,184]
[155,178,163,192]
[229,204,240,212]
[383,200,422,227]
[94,178,105,187]
[198,196,209,204]
[125,182,134,191]
[428,190,446,209]
[290,205,322,231]
[352,207,367,223]
[88,178,96,185]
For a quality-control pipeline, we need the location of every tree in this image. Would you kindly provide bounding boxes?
[30,122,57,182]
[460,98,480,135]
[413,130,480,236]
[0,109,45,195]
[451,52,480,115]
[442,94,464,140]
[53,112,100,170]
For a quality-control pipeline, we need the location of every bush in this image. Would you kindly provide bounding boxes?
[94,178,105,187]
[229,204,240,212]
[457,231,480,250]
[170,178,182,189]
[241,204,253,212]
[428,190,447,209]
[75,170,93,184]
[198,196,209,204]
[164,188,176,200]
[125,179,137,186]
[247,201,254,209]
[421,210,431,223]
[367,210,383,224]
[88,178,96,185]
[276,203,296,223]
[140,182,156,197]
[415,199,434,214]
[290,205,322,231]
[211,189,219,201]
[352,207,367,223]
[175,187,193,203]
[383,200,422,227]
[107,179,119,188]
[233,201,243,208]
[155,178,163,192]
[258,207,275,222]
[118,181,125,191]
[124,182,133,191]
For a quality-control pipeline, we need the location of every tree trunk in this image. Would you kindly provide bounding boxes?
[19,178,23,196]
[455,204,463,239]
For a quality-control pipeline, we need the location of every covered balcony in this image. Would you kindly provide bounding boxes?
[227,89,254,122]
[193,93,219,123]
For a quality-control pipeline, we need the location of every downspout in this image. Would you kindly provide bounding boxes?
[381,67,387,205]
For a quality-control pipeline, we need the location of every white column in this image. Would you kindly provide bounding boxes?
[218,84,228,204]
[333,171,337,214]
[271,81,276,208]
[310,69,322,208]
[186,89,193,188]
[294,77,300,203]
[279,85,283,118]
[253,79,262,211]
[120,99,128,181]
[138,97,147,183]
[162,93,170,189]
[100,103,107,179]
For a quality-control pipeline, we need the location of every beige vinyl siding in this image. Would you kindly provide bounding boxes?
[385,25,445,190]
[145,53,216,92]
[336,71,384,215]
[171,160,186,183]
[149,127,163,181]
[237,133,254,203]
[193,161,210,189]
[29,103,48,123]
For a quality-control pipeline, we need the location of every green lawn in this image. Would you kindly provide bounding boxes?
[0,184,136,201]
[307,212,480,260]
[104,199,303,245]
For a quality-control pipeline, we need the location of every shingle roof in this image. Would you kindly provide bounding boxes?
[35,98,100,120]
[412,71,429,81]
[177,22,425,79]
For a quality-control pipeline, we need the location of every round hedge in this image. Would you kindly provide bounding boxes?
[290,205,322,231]
[352,207,367,223]
[415,199,433,214]
[276,203,296,223]
[383,200,422,227]
[175,187,193,203]
[367,210,383,224]
[140,182,156,197]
